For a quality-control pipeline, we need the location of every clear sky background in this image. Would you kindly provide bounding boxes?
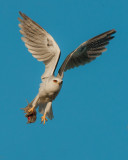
[0,0,128,160]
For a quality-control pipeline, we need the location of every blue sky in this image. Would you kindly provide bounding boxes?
[0,0,128,160]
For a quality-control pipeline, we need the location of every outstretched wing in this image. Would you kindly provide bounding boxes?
[18,12,61,79]
[57,29,116,78]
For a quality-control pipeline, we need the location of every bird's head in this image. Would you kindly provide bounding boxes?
[45,76,63,91]
[52,77,63,86]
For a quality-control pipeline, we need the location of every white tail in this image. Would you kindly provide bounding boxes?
[39,102,54,120]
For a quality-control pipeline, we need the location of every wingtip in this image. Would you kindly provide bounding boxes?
[18,11,22,21]
[111,29,117,34]
[19,11,26,18]
[19,11,22,16]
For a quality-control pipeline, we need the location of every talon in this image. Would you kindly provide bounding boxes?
[28,107,34,113]
[41,113,48,125]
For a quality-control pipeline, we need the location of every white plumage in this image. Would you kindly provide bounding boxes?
[18,12,116,124]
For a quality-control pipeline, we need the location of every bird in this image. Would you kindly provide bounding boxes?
[18,11,116,125]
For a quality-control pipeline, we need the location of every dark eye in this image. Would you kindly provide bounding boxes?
[53,80,58,83]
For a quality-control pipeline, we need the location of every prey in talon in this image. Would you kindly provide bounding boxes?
[25,110,37,124]
[21,103,37,124]
[18,12,116,125]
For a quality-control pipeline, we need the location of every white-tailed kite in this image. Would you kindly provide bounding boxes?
[18,12,116,124]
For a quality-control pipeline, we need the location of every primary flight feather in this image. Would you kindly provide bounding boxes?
[18,11,116,124]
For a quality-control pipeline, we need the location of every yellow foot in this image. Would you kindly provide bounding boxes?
[41,114,48,125]
[28,107,34,113]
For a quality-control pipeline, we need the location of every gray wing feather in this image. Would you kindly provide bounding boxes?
[58,29,116,78]
[18,12,61,79]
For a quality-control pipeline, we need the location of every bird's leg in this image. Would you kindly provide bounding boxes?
[40,102,53,125]
[28,95,39,113]
[27,105,35,113]
[41,113,48,125]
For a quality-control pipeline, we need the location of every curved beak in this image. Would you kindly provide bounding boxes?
[58,80,63,85]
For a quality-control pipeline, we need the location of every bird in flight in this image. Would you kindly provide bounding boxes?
[18,11,116,125]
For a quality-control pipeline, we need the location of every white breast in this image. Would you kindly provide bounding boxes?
[38,78,62,103]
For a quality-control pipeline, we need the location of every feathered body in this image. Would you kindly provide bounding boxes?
[18,12,116,124]
[25,76,63,121]
[38,76,63,103]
